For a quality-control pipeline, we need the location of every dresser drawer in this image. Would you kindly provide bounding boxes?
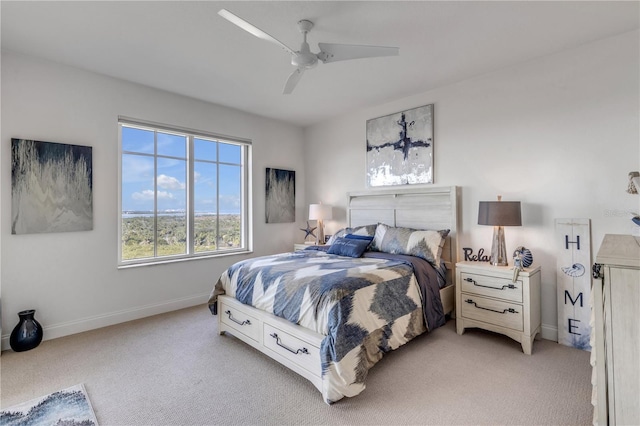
[461,272,523,303]
[461,295,523,331]
[220,301,261,342]
[263,323,321,377]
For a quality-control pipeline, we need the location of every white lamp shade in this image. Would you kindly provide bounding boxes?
[309,204,332,221]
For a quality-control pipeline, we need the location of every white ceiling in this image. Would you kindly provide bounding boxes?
[2,1,638,127]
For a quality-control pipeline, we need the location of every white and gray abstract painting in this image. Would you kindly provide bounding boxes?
[0,384,98,426]
[265,168,295,223]
[12,138,93,234]
[366,104,433,187]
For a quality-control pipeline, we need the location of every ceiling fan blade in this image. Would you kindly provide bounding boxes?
[283,68,305,94]
[317,43,399,64]
[218,9,295,55]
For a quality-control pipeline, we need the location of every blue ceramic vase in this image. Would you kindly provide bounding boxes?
[9,310,43,352]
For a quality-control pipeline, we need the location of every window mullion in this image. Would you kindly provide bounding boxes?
[216,142,220,252]
[187,136,195,254]
[153,130,158,258]
[241,146,247,249]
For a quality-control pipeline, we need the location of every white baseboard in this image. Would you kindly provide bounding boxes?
[1,293,210,352]
[541,323,558,342]
[1,299,562,351]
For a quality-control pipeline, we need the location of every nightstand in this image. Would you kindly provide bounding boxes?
[455,261,541,354]
[293,243,311,251]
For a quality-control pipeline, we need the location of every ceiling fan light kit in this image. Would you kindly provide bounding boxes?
[218,9,399,94]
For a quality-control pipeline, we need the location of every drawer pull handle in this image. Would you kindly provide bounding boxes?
[465,277,515,290]
[592,263,603,279]
[225,310,251,326]
[465,299,519,314]
[270,333,309,355]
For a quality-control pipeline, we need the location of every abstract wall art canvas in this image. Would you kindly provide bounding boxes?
[366,104,434,187]
[12,138,93,234]
[265,168,295,223]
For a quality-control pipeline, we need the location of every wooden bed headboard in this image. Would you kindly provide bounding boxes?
[347,186,461,276]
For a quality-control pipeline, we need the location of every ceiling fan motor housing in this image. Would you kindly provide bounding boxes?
[292,49,318,68]
[292,20,318,69]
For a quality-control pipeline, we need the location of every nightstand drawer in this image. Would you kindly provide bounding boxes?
[461,295,523,331]
[460,272,523,303]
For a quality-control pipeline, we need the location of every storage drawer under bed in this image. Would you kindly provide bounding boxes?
[218,295,325,391]
[220,300,261,342]
[263,323,322,377]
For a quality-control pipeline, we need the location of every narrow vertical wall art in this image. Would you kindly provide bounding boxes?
[555,218,592,350]
[265,168,295,223]
[11,138,93,234]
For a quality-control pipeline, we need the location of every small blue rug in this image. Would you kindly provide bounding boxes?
[0,384,98,426]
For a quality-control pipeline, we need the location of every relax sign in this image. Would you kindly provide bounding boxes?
[462,247,491,262]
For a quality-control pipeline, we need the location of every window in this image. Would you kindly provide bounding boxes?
[118,118,251,265]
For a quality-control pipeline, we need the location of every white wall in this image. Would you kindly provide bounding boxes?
[0,51,305,349]
[2,29,638,349]
[304,30,640,340]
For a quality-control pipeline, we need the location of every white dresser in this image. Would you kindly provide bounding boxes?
[592,234,640,425]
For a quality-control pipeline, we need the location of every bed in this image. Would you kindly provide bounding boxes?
[208,186,460,403]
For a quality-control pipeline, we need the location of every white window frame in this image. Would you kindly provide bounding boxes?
[118,116,252,267]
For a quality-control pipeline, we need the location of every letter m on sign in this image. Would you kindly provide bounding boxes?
[555,218,591,351]
[564,291,583,307]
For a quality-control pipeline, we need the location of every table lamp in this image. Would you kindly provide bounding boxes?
[478,195,522,266]
[309,203,332,245]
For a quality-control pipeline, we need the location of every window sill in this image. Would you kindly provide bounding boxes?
[117,249,253,269]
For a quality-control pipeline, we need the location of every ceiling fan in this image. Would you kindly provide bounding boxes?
[218,9,400,94]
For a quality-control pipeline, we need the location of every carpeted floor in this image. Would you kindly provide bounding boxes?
[1,305,593,425]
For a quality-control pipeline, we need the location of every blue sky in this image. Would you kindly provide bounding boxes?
[121,126,241,214]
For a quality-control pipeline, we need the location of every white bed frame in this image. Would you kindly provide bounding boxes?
[218,186,460,394]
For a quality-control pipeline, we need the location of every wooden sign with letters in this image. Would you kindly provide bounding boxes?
[555,218,591,350]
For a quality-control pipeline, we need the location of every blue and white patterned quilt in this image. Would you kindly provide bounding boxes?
[209,249,444,403]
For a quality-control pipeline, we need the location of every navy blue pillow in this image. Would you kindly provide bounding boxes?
[327,237,370,258]
[344,233,374,251]
[344,234,374,242]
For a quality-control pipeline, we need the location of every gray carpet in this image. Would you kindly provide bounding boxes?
[1,305,593,425]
